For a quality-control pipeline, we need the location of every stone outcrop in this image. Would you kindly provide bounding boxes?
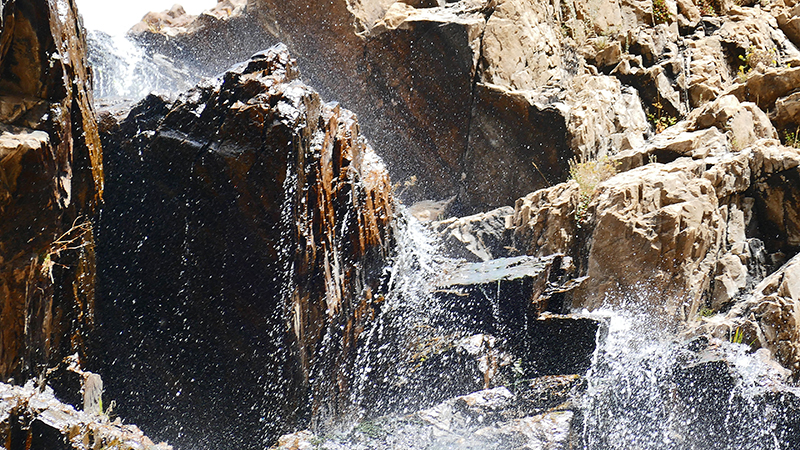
[128,0,271,77]
[272,379,585,450]
[0,381,170,450]
[94,44,394,449]
[0,0,103,384]
[691,253,800,376]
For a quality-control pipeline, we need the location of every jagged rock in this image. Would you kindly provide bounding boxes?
[95,44,394,449]
[691,253,800,376]
[271,378,584,450]
[0,381,170,450]
[434,255,575,337]
[688,94,778,149]
[0,0,103,383]
[361,334,514,413]
[512,182,581,260]
[431,206,516,262]
[729,66,800,112]
[128,0,271,77]
[511,132,800,322]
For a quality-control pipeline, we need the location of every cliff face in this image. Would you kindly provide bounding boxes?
[0,0,102,382]
[94,45,394,449]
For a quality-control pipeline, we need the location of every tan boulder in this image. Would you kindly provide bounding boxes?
[480,0,566,91]
[689,94,778,149]
[576,159,724,317]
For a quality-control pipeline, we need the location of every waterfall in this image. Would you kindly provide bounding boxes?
[87,30,197,101]
[350,208,460,416]
[582,305,794,450]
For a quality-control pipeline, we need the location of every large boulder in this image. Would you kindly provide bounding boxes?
[94,45,394,449]
[0,0,103,383]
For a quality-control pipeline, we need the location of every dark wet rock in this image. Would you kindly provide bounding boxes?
[525,314,603,377]
[667,342,800,449]
[0,381,170,450]
[431,255,601,377]
[433,255,579,337]
[433,255,558,343]
[94,44,394,449]
[361,334,513,414]
[0,0,103,383]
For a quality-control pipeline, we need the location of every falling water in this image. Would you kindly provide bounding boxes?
[86,30,197,100]
[581,304,798,450]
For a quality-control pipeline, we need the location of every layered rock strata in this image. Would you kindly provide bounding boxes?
[0,0,103,384]
[95,44,394,449]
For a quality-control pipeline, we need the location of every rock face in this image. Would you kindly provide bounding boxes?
[0,0,103,383]
[94,44,394,449]
[0,381,170,450]
[128,0,273,77]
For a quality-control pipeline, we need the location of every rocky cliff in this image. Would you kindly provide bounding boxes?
[0,0,102,383]
[4,0,800,447]
[93,44,394,448]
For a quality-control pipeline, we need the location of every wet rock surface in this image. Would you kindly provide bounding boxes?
[94,45,394,449]
[271,378,585,450]
[0,0,103,384]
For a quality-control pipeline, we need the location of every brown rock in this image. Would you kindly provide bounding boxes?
[0,0,102,382]
[689,94,778,149]
[691,253,800,376]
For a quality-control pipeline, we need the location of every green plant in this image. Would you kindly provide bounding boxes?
[652,0,673,24]
[731,327,744,344]
[784,127,800,148]
[698,306,715,317]
[354,420,386,439]
[738,46,778,82]
[569,156,618,227]
[695,0,718,16]
[595,36,609,51]
[647,100,677,134]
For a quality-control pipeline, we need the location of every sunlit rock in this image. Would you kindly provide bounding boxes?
[0,381,170,450]
[432,206,516,262]
[271,377,585,450]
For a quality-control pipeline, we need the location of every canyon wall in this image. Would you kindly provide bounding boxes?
[0,0,102,383]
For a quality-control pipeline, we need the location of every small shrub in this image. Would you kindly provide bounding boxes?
[652,0,673,24]
[595,36,608,51]
[569,156,617,227]
[647,100,677,134]
[783,127,800,148]
[738,46,778,82]
[698,306,715,317]
[695,0,719,16]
